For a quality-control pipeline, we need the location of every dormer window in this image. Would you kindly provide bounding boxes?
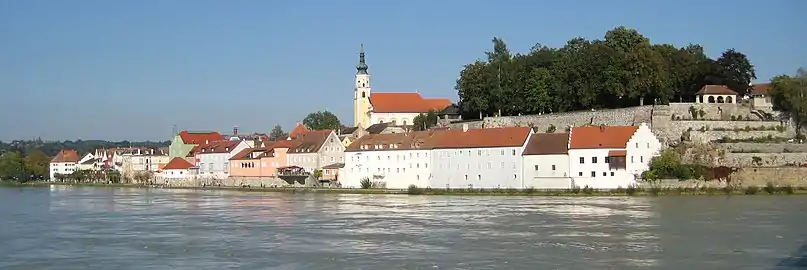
[225,147,229,151]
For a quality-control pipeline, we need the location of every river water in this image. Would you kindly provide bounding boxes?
[0,186,805,270]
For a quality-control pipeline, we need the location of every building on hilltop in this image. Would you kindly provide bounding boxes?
[352,45,454,129]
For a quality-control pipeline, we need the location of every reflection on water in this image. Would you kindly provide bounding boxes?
[0,187,805,269]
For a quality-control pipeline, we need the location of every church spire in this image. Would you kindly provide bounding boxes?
[356,44,368,75]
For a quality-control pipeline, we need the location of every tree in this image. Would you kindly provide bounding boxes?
[312,169,322,180]
[303,110,341,130]
[106,171,122,183]
[453,26,750,118]
[413,110,439,131]
[24,150,50,180]
[769,68,807,138]
[0,151,27,182]
[269,125,287,141]
[133,171,154,184]
[716,49,757,95]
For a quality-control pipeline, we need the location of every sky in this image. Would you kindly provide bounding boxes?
[1,0,805,142]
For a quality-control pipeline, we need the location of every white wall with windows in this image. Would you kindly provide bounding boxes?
[196,141,249,179]
[522,154,571,189]
[431,146,527,189]
[343,148,431,189]
[49,162,77,180]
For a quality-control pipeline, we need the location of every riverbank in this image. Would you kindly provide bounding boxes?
[4,181,807,196]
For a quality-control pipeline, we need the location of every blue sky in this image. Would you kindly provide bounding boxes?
[1,0,805,141]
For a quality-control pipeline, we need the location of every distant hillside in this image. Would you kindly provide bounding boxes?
[0,139,170,157]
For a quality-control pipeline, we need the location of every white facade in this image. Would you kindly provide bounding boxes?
[370,112,419,126]
[568,124,661,189]
[49,162,76,180]
[522,154,572,189]
[343,149,431,189]
[196,140,249,179]
[431,144,530,189]
[161,168,197,180]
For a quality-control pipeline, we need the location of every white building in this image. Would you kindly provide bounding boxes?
[49,150,80,180]
[521,133,573,189]
[430,126,533,189]
[343,131,440,189]
[160,157,197,180]
[351,45,452,128]
[194,140,249,180]
[567,123,661,189]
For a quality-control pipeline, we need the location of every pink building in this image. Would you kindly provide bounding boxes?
[228,139,299,178]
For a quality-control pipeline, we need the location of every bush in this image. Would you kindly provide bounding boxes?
[546,125,557,133]
[649,186,661,196]
[359,177,372,189]
[744,186,759,195]
[764,182,776,194]
[626,185,638,196]
[523,187,536,194]
[407,184,423,195]
[783,185,795,195]
[582,185,594,195]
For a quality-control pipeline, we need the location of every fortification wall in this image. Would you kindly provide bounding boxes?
[668,103,765,121]
[720,143,807,153]
[640,167,807,188]
[481,106,654,131]
[724,153,807,167]
[689,130,791,144]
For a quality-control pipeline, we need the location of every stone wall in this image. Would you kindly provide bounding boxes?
[720,143,807,153]
[668,103,766,121]
[481,106,653,131]
[723,153,807,167]
[689,130,790,144]
[156,176,297,188]
[640,167,807,188]
[655,120,788,144]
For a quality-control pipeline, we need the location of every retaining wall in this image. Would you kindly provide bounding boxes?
[720,143,807,153]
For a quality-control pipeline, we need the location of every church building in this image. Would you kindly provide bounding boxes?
[352,45,453,129]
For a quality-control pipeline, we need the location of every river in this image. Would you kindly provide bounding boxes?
[0,186,805,269]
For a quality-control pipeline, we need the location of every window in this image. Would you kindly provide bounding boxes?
[534,165,539,171]
[591,171,596,177]
[635,143,639,148]
[487,162,492,169]
[403,120,408,125]
[512,149,516,155]
[511,162,516,169]
[605,156,610,163]
[631,156,634,163]
[610,172,615,176]
[647,142,650,148]
[362,91,366,98]
[500,149,505,155]
[603,172,607,176]
[514,174,517,179]
[416,175,420,180]
[551,165,556,171]
[500,162,505,168]
[640,156,644,162]
[592,157,598,163]
[579,157,585,164]
[464,175,468,180]
[425,163,428,168]
[578,172,583,176]
[396,168,400,173]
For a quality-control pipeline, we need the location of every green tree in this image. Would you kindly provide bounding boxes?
[269,124,287,140]
[106,171,122,183]
[303,110,341,130]
[413,110,439,131]
[453,26,748,118]
[716,48,757,95]
[24,150,50,180]
[0,151,27,182]
[769,68,807,137]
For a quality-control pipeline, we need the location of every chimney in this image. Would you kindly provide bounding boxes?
[233,126,239,137]
[599,125,605,132]
[462,124,469,132]
[205,140,209,144]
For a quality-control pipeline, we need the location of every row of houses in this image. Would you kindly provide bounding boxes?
[342,123,661,189]
[50,121,662,189]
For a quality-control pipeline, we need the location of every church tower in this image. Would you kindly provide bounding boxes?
[353,44,372,128]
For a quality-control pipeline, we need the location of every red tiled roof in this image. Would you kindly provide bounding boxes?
[608,150,627,156]
[192,140,242,155]
[51,150,79,163]
[749,83,772,96]
[288,130,333,154]
[522,133,570,155]
[289,123,309,138]
[570,125,638,149]
[178,131,225,144]
[229,148,269,160]
[163,157,195,170]
[345,130,444,152]
[696,85,738,95]
[430,127,532,149]
[370,93,453,113]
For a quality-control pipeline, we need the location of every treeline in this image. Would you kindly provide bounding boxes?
[0,151,51,182]
[0,139,170,157]
[455,26,757,119]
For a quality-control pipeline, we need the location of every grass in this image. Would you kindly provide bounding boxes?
[5,181,807,196]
